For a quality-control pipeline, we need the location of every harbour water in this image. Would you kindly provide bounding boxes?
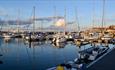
[0,38,114,70]
[0,0,115,70]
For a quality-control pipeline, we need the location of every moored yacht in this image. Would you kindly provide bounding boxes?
[52,33,66,43]
[101,34,112,41]
[2,33,14,38]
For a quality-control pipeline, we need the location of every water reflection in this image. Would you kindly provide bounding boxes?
[0,60,3,64]
[0,38,3,64]
[24,41,47,48]
[52,43,66,48]
[0,38,114,70]
[0,50,3,64]
[3,38,11,43]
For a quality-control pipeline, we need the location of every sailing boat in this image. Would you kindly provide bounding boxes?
[24,6,45,41]
[24,6,36,41]
[73,7,85,46]
[52,7,66,43]
[14,9,22,38]
[100,0,112,42]
[2,18,14,39]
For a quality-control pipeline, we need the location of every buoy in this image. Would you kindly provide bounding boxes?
[56,65,64,70]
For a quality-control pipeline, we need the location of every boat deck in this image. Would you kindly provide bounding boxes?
[88,47,115,70]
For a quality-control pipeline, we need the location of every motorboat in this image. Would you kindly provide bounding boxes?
[47,45,109,70]
[78,46,109,63]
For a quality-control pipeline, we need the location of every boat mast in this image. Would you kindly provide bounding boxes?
[17,9,20,33]
[54,6,57,32]
[101,0,105,33]
[75,7,80,32]
[92,0,95,28]
[6,15,9,32]
[64,8,66,35]
[33,6,35,34]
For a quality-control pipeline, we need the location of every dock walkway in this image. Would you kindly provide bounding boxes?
[88,47,115,70]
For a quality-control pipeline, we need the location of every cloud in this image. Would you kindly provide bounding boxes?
[55,19,65,27]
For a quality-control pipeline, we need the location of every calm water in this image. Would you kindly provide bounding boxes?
[0,38,114,70]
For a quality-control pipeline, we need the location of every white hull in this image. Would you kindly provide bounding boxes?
[53,37,66,43]
[2,35,13,38]
[101,37,111,40]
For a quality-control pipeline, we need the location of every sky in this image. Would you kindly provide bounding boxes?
[0,0,115,28]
